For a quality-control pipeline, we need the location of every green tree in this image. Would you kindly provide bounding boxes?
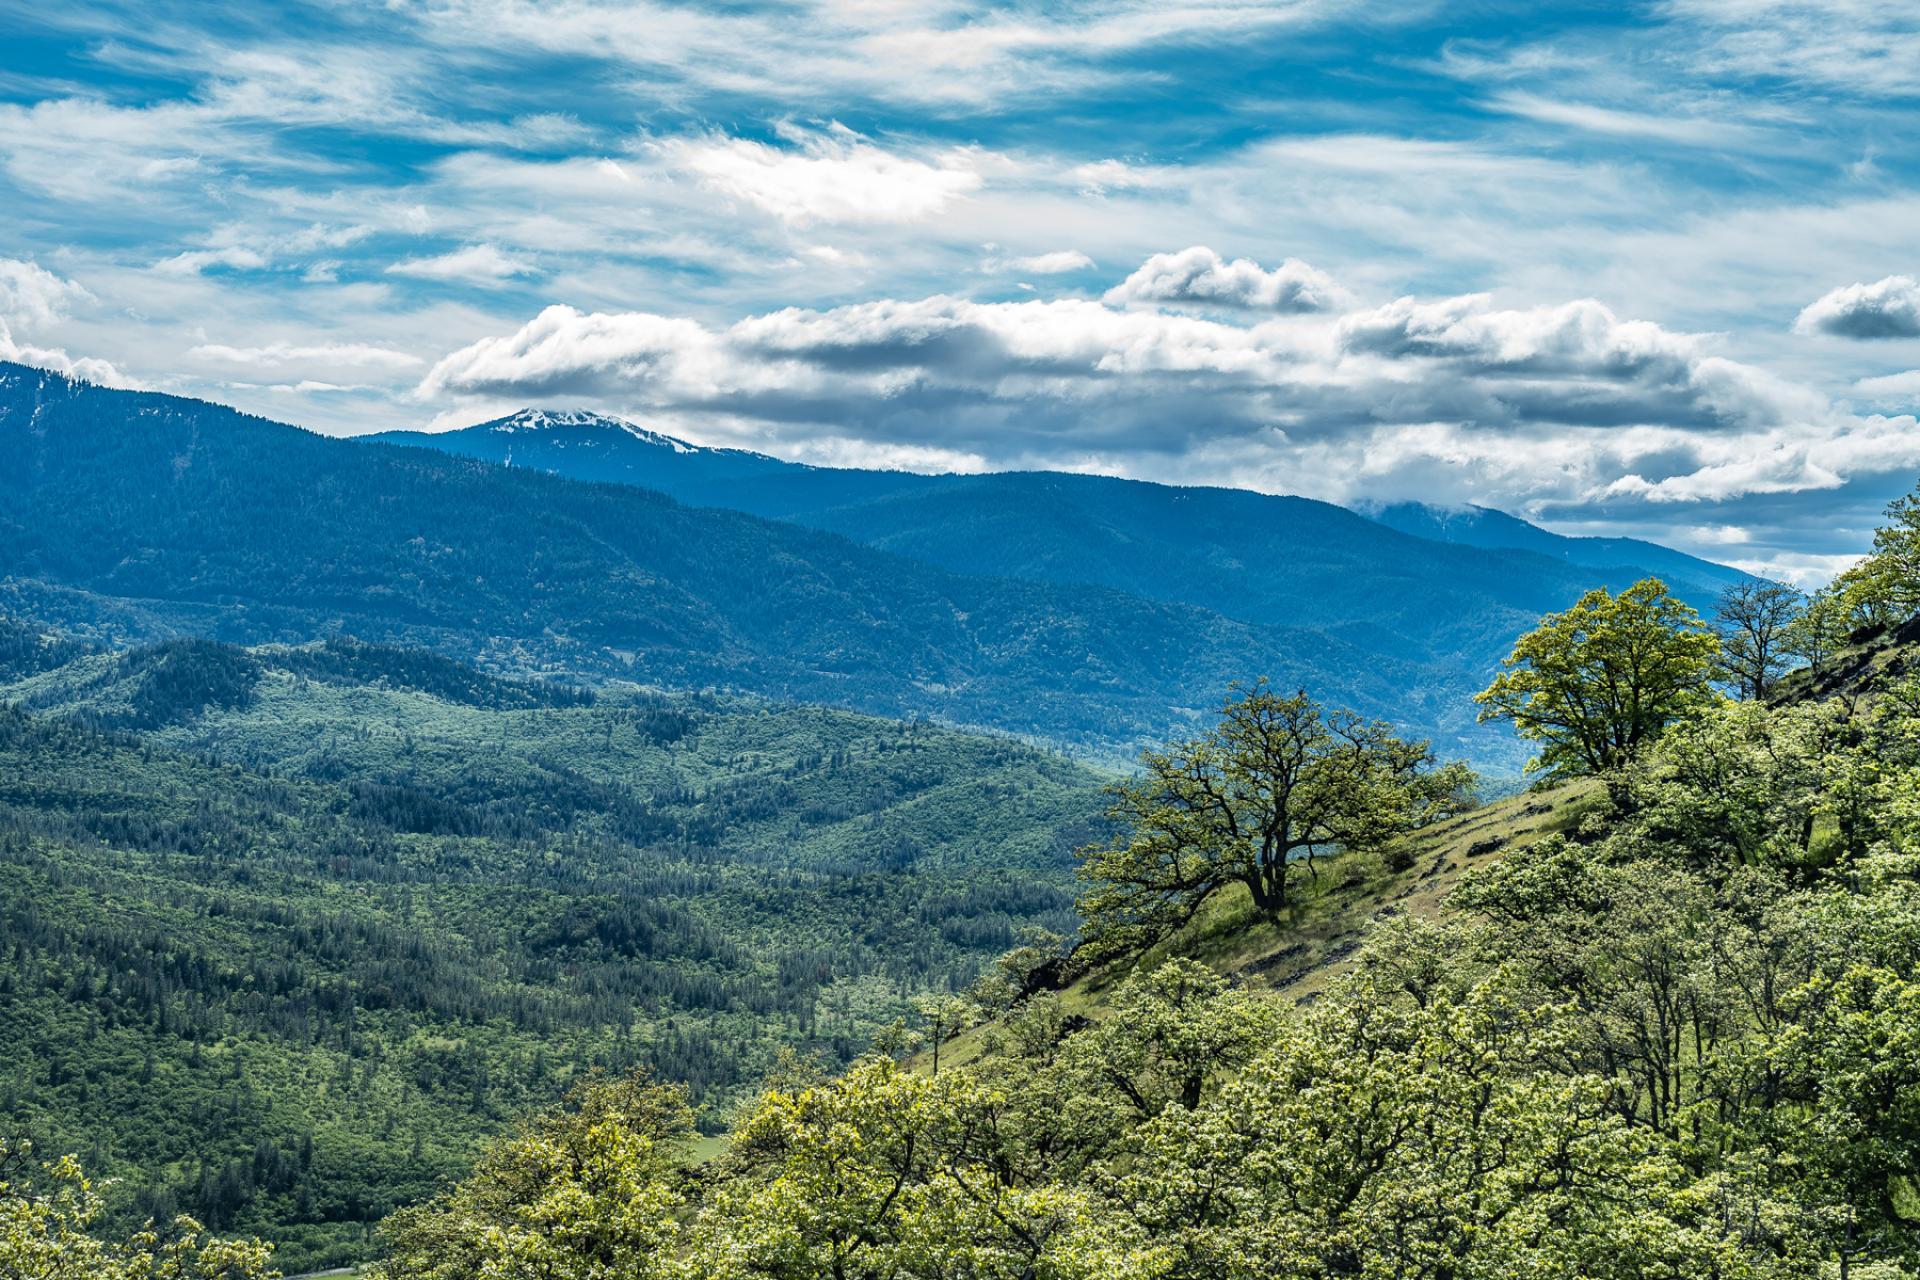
[1863,483,1920,620]
[1055,959,1279,1118]
[909,992,977,1075]
[0,1141,277,1280]
[1475,578,1720,778]
[1118,968,1757,1280]
[367,1074,692,1280]
[1077,684,1473,952]
[1714,580,1804,699]
[690,1057,1156,1280]
[1833,557,1904,634]
[1786,585,1851,677]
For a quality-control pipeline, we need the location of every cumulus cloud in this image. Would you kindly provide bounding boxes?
[1106,246,1344,313]
[1796,276,1920,340]
[0,259,92,329]
[1855,369,1920,403]
[664,125,983,225]
[1724,551,1865,590]
[0,258,130,386]
[387,244,537,283]
[0,324,132,387]
[416,268,1912,512]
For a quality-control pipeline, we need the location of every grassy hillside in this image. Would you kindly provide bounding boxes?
[931,778,1604,1074]
[0,633,1107,1272]
[352,627,1920,1280]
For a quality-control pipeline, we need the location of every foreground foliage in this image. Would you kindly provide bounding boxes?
[0,1141,275,1280]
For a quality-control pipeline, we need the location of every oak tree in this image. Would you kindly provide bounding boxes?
[1077,683,1472,953]
[1476,578,1719,778]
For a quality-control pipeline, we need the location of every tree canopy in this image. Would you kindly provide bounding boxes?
[0,1141,275,1280]
[1476,577,1720,777]
[1713,579,1803,699]
[1076,683,1472,954]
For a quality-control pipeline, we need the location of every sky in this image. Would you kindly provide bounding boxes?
[2,1,1918,583]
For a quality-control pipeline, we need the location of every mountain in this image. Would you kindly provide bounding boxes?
[367,408,1749,725]
[0,634,1105,1270]
[0,363,1448,764]
[1363,500,1751,595]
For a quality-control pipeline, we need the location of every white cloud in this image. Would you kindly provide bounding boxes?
[1796,276,1920,340]
[0,257,132,387]
[0,322,134,387]
[1070,158,1161,194]
[417,271,1902,514]
[664,125,983,225]
[1483,91,1762,146]
[1000,250,1094,274]
[405,0,1366,110]
[1855,369,1920,403]
[1686,523,1751,545]
[0,259,93,330]
[1724,551,1865,589]
[1663,0,1920,98]
[1106,246,1344,313]
[153,246,271,277]
[191,341,423,369]
[386,243,537,283]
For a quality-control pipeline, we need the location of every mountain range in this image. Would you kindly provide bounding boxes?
[1,364,1749,770]
[368,406,1751,765]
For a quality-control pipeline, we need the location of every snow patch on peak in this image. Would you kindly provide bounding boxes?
[486,407,705,453]
[614,420,702,453]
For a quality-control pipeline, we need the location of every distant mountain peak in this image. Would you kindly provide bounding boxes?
[482,408,708,454]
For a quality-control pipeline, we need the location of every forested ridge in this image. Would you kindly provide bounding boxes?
[369,407,1748,753]
[0,361,1447,766]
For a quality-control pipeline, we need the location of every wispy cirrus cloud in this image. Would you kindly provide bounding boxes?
[387,244,538,284]
[663,125,985,225]
[1482,91,1764,147]
[190,341,423,370]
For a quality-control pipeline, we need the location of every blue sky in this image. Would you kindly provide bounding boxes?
[2,0,1918,581]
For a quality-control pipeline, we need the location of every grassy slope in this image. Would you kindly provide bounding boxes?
[934,780,1603,1072]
